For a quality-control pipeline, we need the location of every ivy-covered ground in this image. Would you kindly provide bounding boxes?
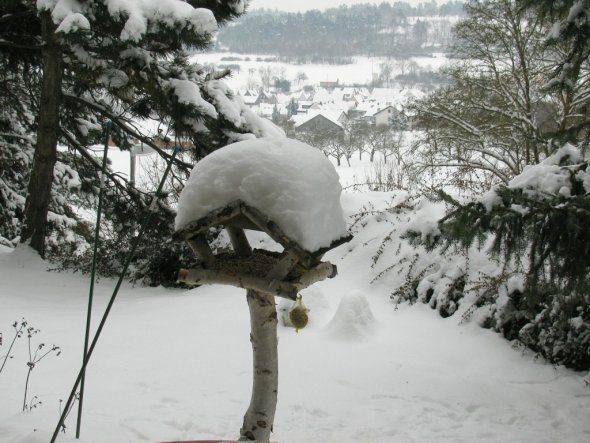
[1,182,589,442]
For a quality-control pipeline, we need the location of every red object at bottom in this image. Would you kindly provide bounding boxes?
[159,440,277,443]
[158,441,238,443]
[158,440,238,443]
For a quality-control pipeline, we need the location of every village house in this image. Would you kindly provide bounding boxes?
[374,106,402,127]
[293,110,348,135]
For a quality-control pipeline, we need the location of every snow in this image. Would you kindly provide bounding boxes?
[205,80,242,127]
[193,52,450,91]
[567,1,586,23]
[323,294,378,340]
[175,137,347,252]
[55,12,90,33]
[168,79,218,119]
[251,0,444,13]
[97,69,129,89]
[1,197,590,442]
[40,0,218,41]
[508,143,583,197]
[477,144,589,212]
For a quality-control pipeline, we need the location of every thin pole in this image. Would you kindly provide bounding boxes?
[51,144,180,443]
[75,120,111,439]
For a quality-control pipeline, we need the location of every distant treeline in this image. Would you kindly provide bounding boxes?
[216,1,465,63]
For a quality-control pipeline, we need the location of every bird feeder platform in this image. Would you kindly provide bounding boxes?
[175,199,352,295]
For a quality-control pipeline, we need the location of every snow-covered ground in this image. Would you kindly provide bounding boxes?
[1,163,589,442]
[194,52,450,91]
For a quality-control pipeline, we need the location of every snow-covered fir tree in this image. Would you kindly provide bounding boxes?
[0,0,283,283]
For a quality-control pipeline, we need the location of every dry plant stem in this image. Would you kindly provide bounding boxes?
[0,322,25,374]
[240,289,279,442]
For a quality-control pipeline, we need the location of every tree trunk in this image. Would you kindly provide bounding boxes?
[240,289,278,442]
[20,11,63,258]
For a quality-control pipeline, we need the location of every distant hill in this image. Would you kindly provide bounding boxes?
[216,1,465,63]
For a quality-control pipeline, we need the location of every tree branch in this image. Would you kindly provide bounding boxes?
[177,261,337,300]
[62,93,194,172]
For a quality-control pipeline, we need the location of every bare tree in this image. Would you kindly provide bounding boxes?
[295,71,308,86]
[246,67,259,90]
[258,65,274,92]
[395,57,411,77]
[411,0,589,191]
[379,61,394,87]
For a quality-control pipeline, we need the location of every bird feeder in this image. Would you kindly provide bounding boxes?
[172,137,351,442]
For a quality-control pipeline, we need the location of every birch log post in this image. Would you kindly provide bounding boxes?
[227,228,279,442]
[240,289,279,442]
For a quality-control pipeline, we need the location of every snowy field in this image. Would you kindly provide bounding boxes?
[1,154,590,442]
[193,52,450,91]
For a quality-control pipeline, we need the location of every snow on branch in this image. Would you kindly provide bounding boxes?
[41,0,218,41]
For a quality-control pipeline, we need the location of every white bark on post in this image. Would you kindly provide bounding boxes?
[240,289,279,442]
[226,228,278,442]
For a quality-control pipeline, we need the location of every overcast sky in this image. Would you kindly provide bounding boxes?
[249,0,440,13]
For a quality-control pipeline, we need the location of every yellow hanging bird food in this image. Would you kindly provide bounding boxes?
[289,295,308,331]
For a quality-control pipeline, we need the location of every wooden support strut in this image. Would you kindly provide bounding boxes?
[176,261,338,300]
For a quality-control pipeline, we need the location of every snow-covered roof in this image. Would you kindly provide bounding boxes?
[175,138,348,252]
[368,87,424,106]
[311,88,336,104]
[374,105,401,116]
[274,93,292,104]
[293,110,346,129]
[354,101,385,117]
[241,95,258,105]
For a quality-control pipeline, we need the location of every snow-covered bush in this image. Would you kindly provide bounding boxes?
[356,145,590,369]
[360,193,480,320]
[415,145,589,369]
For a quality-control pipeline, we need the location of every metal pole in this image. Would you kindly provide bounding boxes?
[51,145,180,443]
[130,145,137,187]
[76,120,111,438]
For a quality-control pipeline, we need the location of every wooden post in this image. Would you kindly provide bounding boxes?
[240,289,278,442]
[225,228,276,443]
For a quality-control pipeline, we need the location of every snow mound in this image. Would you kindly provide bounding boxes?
[175,137,348,252]
[323,294,378,340]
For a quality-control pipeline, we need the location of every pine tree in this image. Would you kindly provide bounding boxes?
[422,146,590,369]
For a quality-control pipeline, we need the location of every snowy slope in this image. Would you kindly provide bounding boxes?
[1,188,589,443]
